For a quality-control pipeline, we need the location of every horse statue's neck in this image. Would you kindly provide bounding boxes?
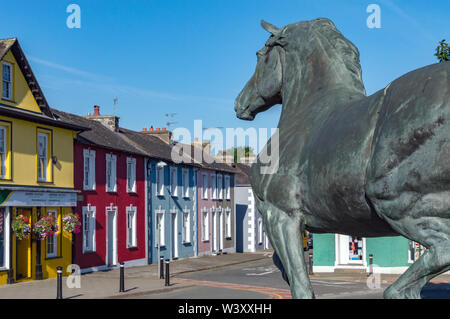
[278,43,366,130]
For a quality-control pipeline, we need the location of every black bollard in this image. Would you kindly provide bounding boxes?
[56,266,63,299]
[368,254,373,277]
[119,262,125,292]
[160,257,164,279]
[308,252,314,275]
[165,260,170,286]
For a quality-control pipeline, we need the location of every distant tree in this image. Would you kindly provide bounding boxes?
[435,39,450,62]
[220,146,255,163]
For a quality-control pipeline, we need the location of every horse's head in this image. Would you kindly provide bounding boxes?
[235,20,285,121]
[235,18,364,121]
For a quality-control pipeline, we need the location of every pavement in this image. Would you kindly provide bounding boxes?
[0,249,448,299]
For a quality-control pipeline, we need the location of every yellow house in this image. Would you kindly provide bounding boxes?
[0,38,87,285]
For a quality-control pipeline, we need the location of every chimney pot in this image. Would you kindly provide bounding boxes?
[156,128,160,131]
[162,128,166,131]
[93,105,100,116]
[149,127,154,131]
[194,137,199,142]
[142,128,147,132]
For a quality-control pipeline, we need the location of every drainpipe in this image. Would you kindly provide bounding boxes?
[193,168,198,257]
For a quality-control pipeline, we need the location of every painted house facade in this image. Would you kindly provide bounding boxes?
[311,234,450,274]
[120,128,198,264]
[53,108,148,272]
[197,161,236,256]
[0,39,86,285]
[233,163,270,253]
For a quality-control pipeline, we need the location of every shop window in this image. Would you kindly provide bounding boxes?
[408,240,426,263]
[349,236,363,261]
[46,210,58,258]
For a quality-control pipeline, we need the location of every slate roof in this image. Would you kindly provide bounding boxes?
[0,38,53,118]
[51,109,147,156]
[231,162,251,185]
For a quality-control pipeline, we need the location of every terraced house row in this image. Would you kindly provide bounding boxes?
[0,38,240,285]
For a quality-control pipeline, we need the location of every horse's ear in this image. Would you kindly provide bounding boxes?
[261,20,281,36]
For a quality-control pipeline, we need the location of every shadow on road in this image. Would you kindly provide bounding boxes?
[421,283,450,299]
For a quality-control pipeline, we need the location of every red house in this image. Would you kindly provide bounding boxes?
[53,107,148,272]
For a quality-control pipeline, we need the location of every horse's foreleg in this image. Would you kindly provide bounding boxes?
[384,243,450,299]
[255,196,315,299]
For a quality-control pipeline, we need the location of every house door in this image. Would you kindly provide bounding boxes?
[171,212,178,259]
[218,210,224,251]
[211,210,217,253]
[16,208,32,281]
[106,208,117,266]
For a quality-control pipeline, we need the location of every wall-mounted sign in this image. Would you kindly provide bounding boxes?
[0,190,76,207]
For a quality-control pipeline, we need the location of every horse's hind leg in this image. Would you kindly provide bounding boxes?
[255,196,315,299]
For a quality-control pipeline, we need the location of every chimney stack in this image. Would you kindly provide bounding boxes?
[141,126,172,144]
[191,137,211,156]
[85,105,120,132]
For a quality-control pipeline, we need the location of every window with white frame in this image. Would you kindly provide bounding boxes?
[2,62,12,100]
[182,168,189,198]
[46,210,58,258]
[170,167,178,197]
[156,166,164,196]
[182,209,191,243]
[37,133,49,182]
[408,240,426,263]
[258,218,263,244]
[82,206,96,253]
[225,175,231,200]
[225,208,232,239]
[202,173,208,199]
[211,173,217,199]
[217,174,223,199]
[126,206,137,248]
[202,208,209,241]
[83,149,96,190]
[126,157,137,193]
[106,154,117,192]
[0,126,7,178]
[156,210,165,246]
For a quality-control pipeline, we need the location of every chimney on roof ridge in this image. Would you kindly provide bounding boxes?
[85,105,120,132]
[93,105,100,116]
[191,138,211,156]
[141,125,172,144]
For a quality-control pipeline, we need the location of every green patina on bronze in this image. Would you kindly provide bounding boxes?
[235,18,450,299]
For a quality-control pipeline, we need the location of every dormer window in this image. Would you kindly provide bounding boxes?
[2,62,12,101]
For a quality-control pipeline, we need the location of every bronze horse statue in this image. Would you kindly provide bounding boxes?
[234,18,450,299]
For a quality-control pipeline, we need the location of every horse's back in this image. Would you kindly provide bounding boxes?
[366,62,450,232]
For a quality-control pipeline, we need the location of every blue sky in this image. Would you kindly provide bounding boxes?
[0,1,448,154]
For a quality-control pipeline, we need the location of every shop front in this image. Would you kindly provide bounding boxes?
[0,188,77,285]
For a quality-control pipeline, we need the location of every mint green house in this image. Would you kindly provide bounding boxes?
[312,234,429,274]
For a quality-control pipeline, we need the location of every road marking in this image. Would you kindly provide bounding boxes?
[174,278,292,299]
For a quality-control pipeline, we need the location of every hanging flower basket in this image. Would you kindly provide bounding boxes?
[12,214,31,240]
[62,213,81,234]
[33,213,59,240]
